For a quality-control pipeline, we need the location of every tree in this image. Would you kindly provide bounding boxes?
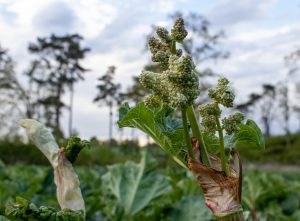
[0,45,34,136]
[0,44,46,135]
[125,11,228,105]
[277,83,290,136]
[94,66,121,146]
[285,50,300,133]
[28,34,90,137]
[169,11,229,65]
[0,46,18,134]
[237,85,276,137]
[284,49,300,75]
[293,82,300,132]
[123,64,155,105]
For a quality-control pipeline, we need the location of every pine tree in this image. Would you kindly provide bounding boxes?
[94,66,121,146]
[28,34,90,137]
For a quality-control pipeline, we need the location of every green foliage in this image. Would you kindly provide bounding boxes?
[64,136,90,164]
[242,170,300,220]
[118,102,187,167]
[238,133,300,165]
[202,119,265,155]
[0,139,48,165]
[0,156,300,221]
[220,119,265,151]
[235,119,265,150]
[1,134,299,167]
[5,197,84,221]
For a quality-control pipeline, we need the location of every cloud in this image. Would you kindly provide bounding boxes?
[68,0,117,38]
[208,22,300,103]
[85,0,177,54]
[0,2,17,24]
[208,0,276,26]
[33,1,76,33]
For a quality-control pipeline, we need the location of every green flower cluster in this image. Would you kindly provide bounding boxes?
[5,197,84,221]
[140,18,200,108]
[198,103,221,135]
[208,77,235,107]
[171,18,188,42]
[148,18,186,69]
[222,112,245,135]
[198,78,244,135]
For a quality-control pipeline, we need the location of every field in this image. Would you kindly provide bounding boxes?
[1,151,300,221]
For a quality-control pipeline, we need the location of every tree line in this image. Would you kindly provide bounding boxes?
[0,12,299,143]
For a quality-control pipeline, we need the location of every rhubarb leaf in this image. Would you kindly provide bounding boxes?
[118,102,187,167]
[101,150,171,217]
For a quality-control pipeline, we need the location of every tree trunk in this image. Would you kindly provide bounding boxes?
[265,123,270,138]
[109,102,113,147]
[55,102,61,130]
[55,85,63,136]
[262,116,270,138]
[69,82,74,137]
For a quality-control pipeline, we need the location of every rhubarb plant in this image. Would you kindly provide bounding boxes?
[118,18,265,221]
[3,119,89,221]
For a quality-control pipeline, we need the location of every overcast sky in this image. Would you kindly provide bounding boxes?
[1,0,300,140]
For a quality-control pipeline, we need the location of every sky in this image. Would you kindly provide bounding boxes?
[1,0,300,140]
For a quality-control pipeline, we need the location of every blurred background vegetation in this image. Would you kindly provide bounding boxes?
[1,7,300,221]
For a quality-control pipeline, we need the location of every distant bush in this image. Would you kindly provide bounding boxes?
[2,133,300,166]
[0,139,48,165]
[238,133,300,165]
[0,138,167,166]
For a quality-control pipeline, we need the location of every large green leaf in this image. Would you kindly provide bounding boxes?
[202,119,265,151]
[101,150,171,217]
[118,102,187,167]
[235,119,265,150]
[201,119,264,157]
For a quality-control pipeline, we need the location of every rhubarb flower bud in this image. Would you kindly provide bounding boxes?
[198,103,221,117]
[171,17,188,42]
[148,37,166,55]
[222,112,245,135]
[156,27,172,45]
[152,51,170,68]
[144,94,161,107]
[201,115,217,135]
[208,77,235,108]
